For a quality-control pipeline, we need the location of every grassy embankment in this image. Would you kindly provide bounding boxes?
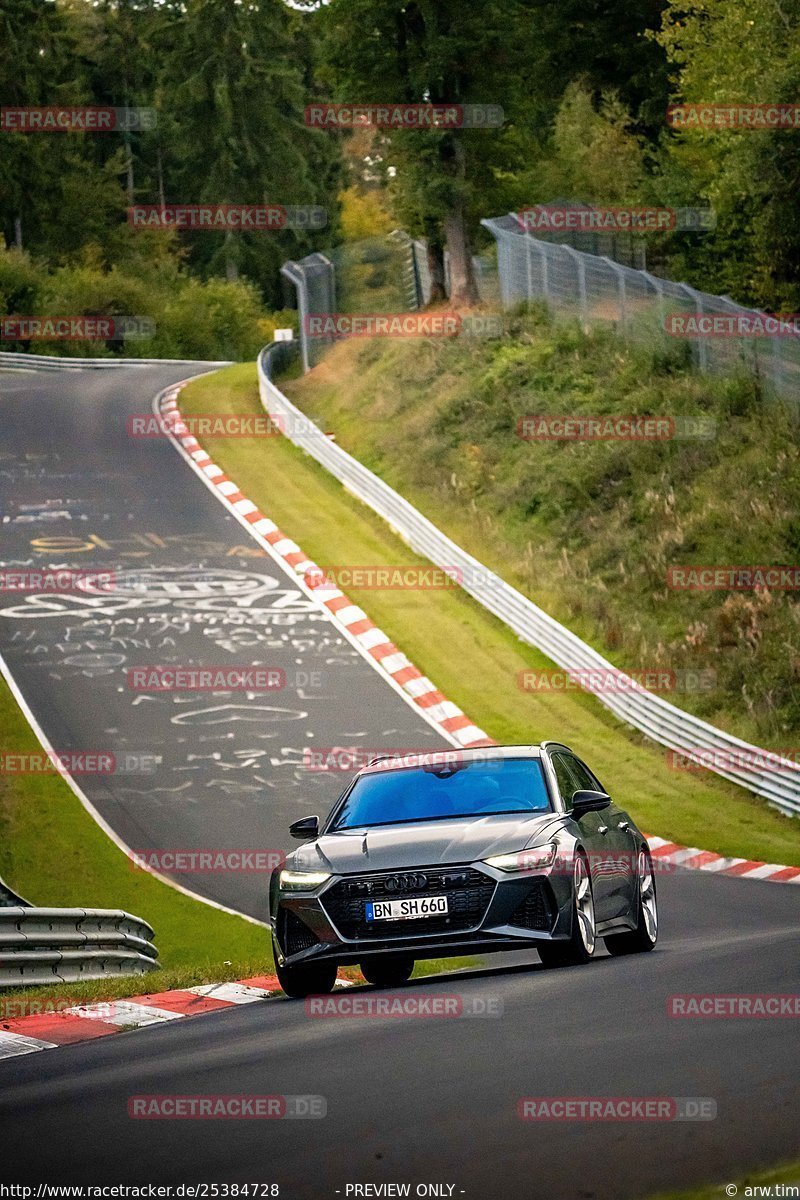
[176,349,799,867]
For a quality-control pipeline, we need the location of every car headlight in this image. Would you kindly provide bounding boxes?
[279,869,331,892]
[484,843,558,873]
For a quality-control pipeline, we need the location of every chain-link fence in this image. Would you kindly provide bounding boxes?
[280,216,799,403]
[282,234,425,369]
[482,213,800,404]
[283,231,499,370]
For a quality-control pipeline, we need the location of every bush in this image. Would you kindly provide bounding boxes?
[0,245,283,361]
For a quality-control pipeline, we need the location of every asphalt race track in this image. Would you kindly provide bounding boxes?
[2,868,799,1197]
[0,363,447,920]
[1,365,799,1198]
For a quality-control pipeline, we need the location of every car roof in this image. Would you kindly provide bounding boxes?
[358,743,569,775]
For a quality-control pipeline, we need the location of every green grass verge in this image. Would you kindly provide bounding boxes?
[0,670,271,1006]
[286,319,800,750]
[646,1160,800,1200]
[178,363,799,866]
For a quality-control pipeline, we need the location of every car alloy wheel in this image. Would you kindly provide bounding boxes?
[538,851,596,967]
[604,846,658,956]
[574,852,596,955]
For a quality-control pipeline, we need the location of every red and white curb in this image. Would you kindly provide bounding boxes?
[644,836,800,884]
[0,974,360,1061]
[158,386,491,751]
[0,975,280,1060]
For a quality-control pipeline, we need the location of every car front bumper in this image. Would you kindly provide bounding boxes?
[270,861,576,967]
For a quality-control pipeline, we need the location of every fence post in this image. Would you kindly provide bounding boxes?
[280,261,310,374]
[540,240,550,302]
[641,269,666,330]
[677,283,708,372]
[601,257,627,330]
[561,244,588,325]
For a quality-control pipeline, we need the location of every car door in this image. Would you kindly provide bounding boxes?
[566,753,636,922]
[549,751,614,923]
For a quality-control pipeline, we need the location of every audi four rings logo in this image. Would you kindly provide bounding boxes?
[384,873,428,892]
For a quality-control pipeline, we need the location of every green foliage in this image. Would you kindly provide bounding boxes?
[653,0,800,308]
[520,83,652,206]
[339,185,395,241]
[284,320,800,747]
[0,245,279,360]
[0,0,339,306]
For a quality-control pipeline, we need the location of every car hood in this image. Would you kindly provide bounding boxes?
[287,812,566,874]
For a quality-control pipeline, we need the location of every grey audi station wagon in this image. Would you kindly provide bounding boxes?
[269,744,658,997]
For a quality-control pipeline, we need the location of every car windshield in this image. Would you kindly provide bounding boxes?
[328,758,551,830]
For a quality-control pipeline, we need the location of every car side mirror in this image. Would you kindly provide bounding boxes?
[571,789,611,816]
[289,815,319,840]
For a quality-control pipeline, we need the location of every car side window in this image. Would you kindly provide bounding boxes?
[566,755,603,794]
[551,753,580,810]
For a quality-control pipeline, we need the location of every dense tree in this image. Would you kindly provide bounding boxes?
[654,0,800,308]
[0,0,793,317]
[320,0,538,304]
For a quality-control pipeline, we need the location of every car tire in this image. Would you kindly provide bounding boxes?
[604,846,658,956]
[538,851,596,967]
[360,955,415,988]
[274,943,338,999]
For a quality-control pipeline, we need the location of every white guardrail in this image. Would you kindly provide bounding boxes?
[0,907,158,987]
[0,351,232,370]
[258,342,800,818]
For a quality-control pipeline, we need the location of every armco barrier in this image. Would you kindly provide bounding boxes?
[258,341,800,818]
[0,350,232,370]
[0,907,158,987]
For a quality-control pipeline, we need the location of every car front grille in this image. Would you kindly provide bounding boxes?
[280,908,320,955]
[322,867,495,940]
[509,881,556,932]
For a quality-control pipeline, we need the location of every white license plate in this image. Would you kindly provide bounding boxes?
[365,896,449,921]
